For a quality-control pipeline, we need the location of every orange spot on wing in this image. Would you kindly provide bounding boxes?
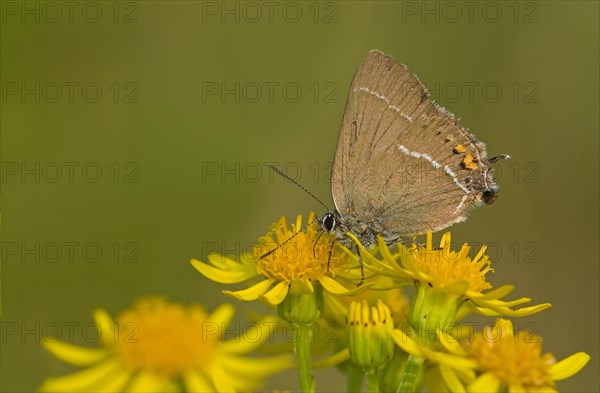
[453,144,467,154]
[461,153,478,170]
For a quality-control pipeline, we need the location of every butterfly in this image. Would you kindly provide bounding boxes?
[318,50,507,276]
[268,50,507,284]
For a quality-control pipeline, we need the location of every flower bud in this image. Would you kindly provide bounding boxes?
[347,300,395,371]
[278,284,323,327]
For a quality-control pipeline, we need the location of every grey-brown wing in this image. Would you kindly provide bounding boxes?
[331,49,500,236]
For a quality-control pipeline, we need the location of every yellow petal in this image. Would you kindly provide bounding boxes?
[396,328,476,372]
[467,372,501,393]
[494,318,514,337]
[424,347,478,371]
[436,328,468,356]
[206,253,241,268]
[548,352,590,381]
[294,214,303,231]
[312,348,350,368]
[38,358,122,392]
[426,366,451,393]
[442,323,478,347]
[217,366,260,392]
[207,303,235,326]
[390,329,423,357]
[93,308,115,346]
[344,232,380,266]
[468,299,551,317]
[126,370,169,393]
[190,258,257,284]
[440,365,466,393]
[220,353,293,376]
[220,316,279,354]
[476,285,515,300]
[319,276,351,295]
[376,235,400,264]
[498,303,552,317]
[211,362,237,393]
[461,302,501,317]
[42,339,109,366]
[336,241,359,261]
[323,293,348,325]
[261,281,289,305]
[449,365,476,385]
[183,371,213,392]
[223,278,275,301]
[321,276,373,297]
[484,297,534,308]
[93,369,133,393]
[351,233,415,279]
[290,278,314,294]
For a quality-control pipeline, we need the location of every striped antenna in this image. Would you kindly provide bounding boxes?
[268,165,329,211]
[259,217,319,260]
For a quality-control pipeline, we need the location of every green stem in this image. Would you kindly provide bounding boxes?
[366,370,380,393]
[346,364,364,393]
[395,354,425,393]
[293,324,315,393]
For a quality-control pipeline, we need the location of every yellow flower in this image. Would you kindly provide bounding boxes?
[347,300,395,371]
[40,297,292,393]
[391,319,590,393]
[362,232,552,392]
[356,232,551,319]
[191,212,364,305]
[325,276,410,329]
[314,296,407,392]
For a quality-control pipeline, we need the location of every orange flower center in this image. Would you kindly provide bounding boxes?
[108,298,216,377]
[468,322,555,388]
[409,232,492,292]
[254,213,345,283]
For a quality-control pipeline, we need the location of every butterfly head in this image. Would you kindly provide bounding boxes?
[319,210,352,243]
[320,211,338,233]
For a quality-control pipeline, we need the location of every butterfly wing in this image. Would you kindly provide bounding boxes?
[331,50,501,238]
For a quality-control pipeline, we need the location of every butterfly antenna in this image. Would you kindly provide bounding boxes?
[259,218,319,260]
[489,154,511,163]
[268,165,329,211]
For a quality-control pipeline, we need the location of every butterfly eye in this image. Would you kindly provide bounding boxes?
[322,213,336,232]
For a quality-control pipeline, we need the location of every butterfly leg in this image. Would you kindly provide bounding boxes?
[326,239,336,272]
[355,244,364,287]
[326,239,364,286]
[388,236,423,248]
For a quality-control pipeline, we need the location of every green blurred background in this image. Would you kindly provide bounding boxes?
[1,1,598,391]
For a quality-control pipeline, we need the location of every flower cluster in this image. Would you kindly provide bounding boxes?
[40,212,590,393]
[188,213,589,392]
